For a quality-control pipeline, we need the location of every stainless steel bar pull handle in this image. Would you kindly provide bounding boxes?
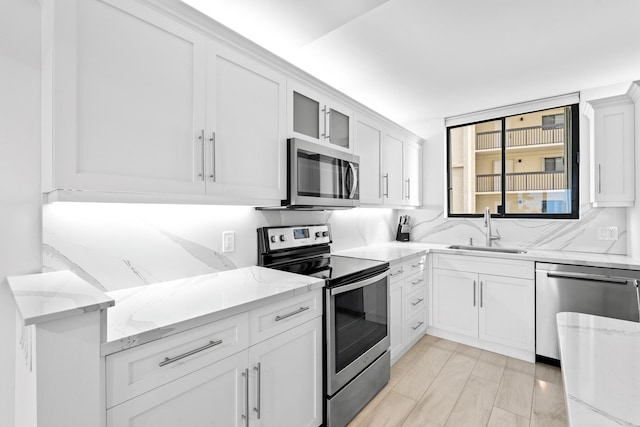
[598,164,602,194]
[390,268,404,277]
[241,368,249,426]
[159,339,223,367]
[253,363,261,419]
[209,132,216,181]
[480,281,484,308]
[198,129,205,180]
[411,298,424,306]
[275,306,309,321]
[473,280,476,306]
[412,260,425,268]
[546,271,630,285]
[383,173,389,197]
[412,321,424,330]
[411,277,423,285]
[406,178,411,200]
[635,280,640,320]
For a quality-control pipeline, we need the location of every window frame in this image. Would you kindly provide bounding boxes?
[446,103,580,220]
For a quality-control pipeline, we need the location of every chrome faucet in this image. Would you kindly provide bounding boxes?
[484,207,500,247]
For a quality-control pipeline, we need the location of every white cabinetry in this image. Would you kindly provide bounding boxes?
[403,140,422,206]
[585,94,635,207]
[288,82,353,151]
[430,254,534,361]
[388,253,428,363]
[106,290,322,427]
[42,0,286,204]
[355,115,422,207]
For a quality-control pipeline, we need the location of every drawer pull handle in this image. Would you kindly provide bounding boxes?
[390,268,404,277]
[241,368,249,426]
[412,321,425,331]
[411,298,424,306]
[275,306,310,322]
[411,261,425,268]
[159,339,223,367]
[411,277,424,285]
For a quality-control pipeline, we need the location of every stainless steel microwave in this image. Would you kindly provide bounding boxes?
[284,138,359,209]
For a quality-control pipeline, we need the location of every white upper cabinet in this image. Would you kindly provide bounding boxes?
[382,132,405,205]
[288,81,354,152]
[403,140,422,206]
[585,92,635,207]
[42,0,285,204]
[42,0,208,196]
[206,45,286,201]
[355,118,383,204]
[355,115,423,207]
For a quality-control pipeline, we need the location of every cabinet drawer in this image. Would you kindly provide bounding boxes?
[433,253,534,280]
[106,312,249,408]
[389,253,427,284]
[404,311,426,345]
[404,286,426,320]
[250,289,321,344]
[405,254,427,277]
[405,271,426,293]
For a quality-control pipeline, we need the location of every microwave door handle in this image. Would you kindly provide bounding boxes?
[347,162,358,199]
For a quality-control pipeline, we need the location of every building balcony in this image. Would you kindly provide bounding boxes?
[476,171,567,193]
[476,125,564,151]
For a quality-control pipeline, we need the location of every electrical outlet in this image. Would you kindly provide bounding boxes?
[597,226,619,241]
[222,231,235,252]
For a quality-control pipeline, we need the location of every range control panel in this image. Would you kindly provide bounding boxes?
[263,225,331,251]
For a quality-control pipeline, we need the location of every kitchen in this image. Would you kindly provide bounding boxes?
[2,0,640,426]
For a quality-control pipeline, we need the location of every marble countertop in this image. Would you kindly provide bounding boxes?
[7,270,115,326]
[335,242,640,270]
[102,266,324,355]
[556,312,640,426]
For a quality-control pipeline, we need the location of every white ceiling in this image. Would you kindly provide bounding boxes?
[183,0,640,136]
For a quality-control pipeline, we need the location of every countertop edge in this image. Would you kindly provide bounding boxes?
[7,270,115,327]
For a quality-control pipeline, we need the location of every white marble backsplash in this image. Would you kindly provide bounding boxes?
[43,203,395,292]
[400,203,627,254]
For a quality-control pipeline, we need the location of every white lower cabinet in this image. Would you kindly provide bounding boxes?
[388,253,428,363]
[430,254,534,360]
[107,350,248,427]
[106,290,322,427]
[248,316,322,427]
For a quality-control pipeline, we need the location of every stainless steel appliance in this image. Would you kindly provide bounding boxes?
[257,224,389,427]
[536,262,640,363]
[283,138,359,209]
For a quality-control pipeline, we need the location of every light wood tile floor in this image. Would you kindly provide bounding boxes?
[348,335,567,427]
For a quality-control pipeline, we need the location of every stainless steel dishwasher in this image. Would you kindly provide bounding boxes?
[536,262,640,363]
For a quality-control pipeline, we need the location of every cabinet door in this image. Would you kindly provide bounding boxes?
[355,119,383,204]
[403,140,422,206]
[589,96,635,206]
[208,45,286,201]
[289,84,323,143]
[326,101,353,151]
[389,280,404,361]
[431,269,478,338]
[478,274,534,351]
[249,317,322,427]
[381,133,405,205]
[107,351,248,427]
[45,0,207,194]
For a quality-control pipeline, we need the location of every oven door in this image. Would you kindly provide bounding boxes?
[289,138,359,207]
[326,270,389,396]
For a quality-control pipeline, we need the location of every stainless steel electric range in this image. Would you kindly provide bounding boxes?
[257,224,390,427]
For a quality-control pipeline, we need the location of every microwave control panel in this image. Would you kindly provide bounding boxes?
[264,225,331,251]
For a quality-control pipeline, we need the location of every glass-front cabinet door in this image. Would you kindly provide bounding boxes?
[288,82,353,151]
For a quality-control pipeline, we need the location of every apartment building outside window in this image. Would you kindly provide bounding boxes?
[446,96,579,219]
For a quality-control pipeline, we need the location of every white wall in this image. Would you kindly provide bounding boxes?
[0,0,42,425]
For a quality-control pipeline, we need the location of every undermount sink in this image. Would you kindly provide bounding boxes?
[446,245,527,254]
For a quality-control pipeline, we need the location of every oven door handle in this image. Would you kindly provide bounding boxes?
[330,270,389,295]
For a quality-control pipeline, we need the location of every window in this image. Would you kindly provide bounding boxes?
[446,101,579,219]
